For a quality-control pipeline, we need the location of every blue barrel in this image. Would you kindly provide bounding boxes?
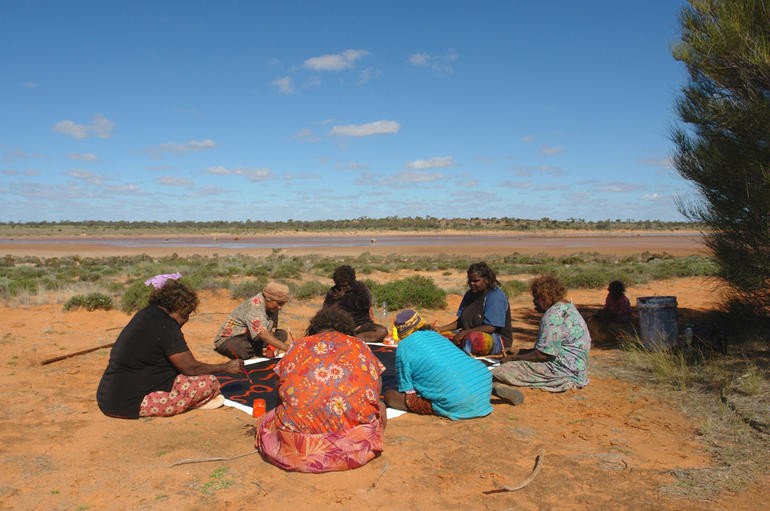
[636,296,678,349]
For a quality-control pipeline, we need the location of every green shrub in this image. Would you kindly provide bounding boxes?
[271,261,302,279]
[500,279,528,297]
[0,275,38,298]
[230,277,268,300]
[120,280,152,313]
[64,292,113,311]
[560,268,613,289]
[370,275,446,310]
[0,276,18,298]
[293,280,328,300]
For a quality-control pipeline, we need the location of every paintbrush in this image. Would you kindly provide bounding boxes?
[228,347,254,386]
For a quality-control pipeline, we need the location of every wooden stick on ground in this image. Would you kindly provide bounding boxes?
[40,342,115,365]
[484,449,544,494]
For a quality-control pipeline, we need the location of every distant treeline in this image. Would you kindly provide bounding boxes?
[0,217,702,235]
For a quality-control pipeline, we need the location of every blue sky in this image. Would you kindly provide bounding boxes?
[0,1,693,223]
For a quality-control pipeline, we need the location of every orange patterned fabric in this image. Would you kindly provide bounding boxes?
[255,331,385,472]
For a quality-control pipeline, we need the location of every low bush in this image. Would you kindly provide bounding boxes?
[369,275,446,310]
[230,277,268,300]
[500,279,528,297]
[120,280,153,313]
[559,268,614,290]
[293,280,328,300]
[64,292,113,311]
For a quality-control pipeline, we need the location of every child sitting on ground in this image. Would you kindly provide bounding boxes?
[600,280,632,323]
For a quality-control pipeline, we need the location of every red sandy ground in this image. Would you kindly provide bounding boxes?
[0,234,767,510]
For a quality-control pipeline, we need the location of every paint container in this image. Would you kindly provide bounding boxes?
[252,398,266,418]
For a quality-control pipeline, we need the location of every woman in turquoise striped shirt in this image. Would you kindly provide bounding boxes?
[383,309,493,420]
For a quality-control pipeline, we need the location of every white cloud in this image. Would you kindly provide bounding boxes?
[52,114,115,139]
[2,149,45,162]
[406,156,454,169]
[199,185,228,195]
[106,184,140,193]
[539,145,563,155]
[500,180,533,189]
[207,165,271,181]
[157,176,193,186]
[512,165,562,177]
[393,170,445,183]
[337,161,369,171]
[567,191,593,202]
[53,120,89,139]
[22,81,36,88]
[294,128,320,143]
[640,157,674,170]
[408,50,458,75]
[330,120,400,137]
[152,139,216,155]
[273,76,294,94]
[91,113,114,139]
[303,49,369,71]
[68,169,103,185]
[522,135,535,143]
[408,53,430,67]
[67,153,97,161]
[357,67,381,85]
[598,182,643,193]
[450,189,497,203]
[642,193,664,200]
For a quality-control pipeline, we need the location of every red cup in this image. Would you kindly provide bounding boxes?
[252,398,266,418]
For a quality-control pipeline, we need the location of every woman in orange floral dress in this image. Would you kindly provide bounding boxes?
[255,308,387,473]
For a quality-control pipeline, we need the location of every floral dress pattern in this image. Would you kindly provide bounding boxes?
[255,331,385,473]
[214,293,276,348]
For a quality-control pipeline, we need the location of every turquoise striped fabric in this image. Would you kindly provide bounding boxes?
[396,330,492,420]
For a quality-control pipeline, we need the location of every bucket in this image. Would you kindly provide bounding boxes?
[636,296,678,349]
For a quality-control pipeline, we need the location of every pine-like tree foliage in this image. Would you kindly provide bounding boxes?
[672,0,770,312]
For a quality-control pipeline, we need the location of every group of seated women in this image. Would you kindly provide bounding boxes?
[96,262,592,473]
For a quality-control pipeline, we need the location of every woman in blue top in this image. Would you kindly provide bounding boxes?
[436,262,513,356]
[383,309,492,420]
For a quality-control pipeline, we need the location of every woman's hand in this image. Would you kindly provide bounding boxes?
[224,358,245,374]
[170,350,246,376]
[452,330,470,344]
[502,348,552,363]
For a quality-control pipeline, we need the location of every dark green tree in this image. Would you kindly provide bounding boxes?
[671,0,770,313]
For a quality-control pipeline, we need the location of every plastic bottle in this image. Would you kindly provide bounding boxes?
[381,302,396,345]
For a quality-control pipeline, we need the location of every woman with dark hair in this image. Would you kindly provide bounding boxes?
[436,262,513,356]
[600,280,632,323]
[255,308,387,473]
[97,276,243,419]
[322,265,387,343]
[491,275,591,393]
